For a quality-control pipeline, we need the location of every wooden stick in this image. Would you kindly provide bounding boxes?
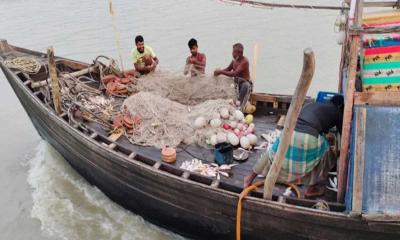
[337,0,363,203]
[251,44,259,91]
[221,0,348,10]
[47,47,62,114]
[60,66,97,79]
[263,48,315,200]
[351,107,366,214]
[31,79,49,89]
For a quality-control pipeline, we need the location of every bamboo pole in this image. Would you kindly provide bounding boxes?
[47,47,62,114]
[220,0,398,10]
[251,44,259,90]
[220,0,348,10]
[337,0,363,203]
[263,48,315,200]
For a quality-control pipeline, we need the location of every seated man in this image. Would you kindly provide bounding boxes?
[244,95,344,198]
[184,38,206,77]
[214,43,251,110]
[131,35,159,75]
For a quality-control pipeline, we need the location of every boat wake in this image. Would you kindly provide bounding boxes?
[27,141,185,240]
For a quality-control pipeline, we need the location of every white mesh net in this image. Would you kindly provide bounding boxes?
[122,71,240,149]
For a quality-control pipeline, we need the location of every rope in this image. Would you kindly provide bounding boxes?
[312,200,330,211]
[108,0,125,73]
[236,181,301,240]
[219,0,348,11]
[3,56,41,74]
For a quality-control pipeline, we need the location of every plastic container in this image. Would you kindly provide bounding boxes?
[214,143,233,166]
[316,91,340,104]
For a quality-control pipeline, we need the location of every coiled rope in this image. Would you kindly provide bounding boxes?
[236,181,301,240]
[3,56,41,74]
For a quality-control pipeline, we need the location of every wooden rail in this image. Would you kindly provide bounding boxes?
[351,107,366,214]
[354,92,400,105]
[337,0,363,203]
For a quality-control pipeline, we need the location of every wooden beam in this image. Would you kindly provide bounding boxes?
[47,47,62,114]
[60,65,97,79]
[0,39,11,52]
[351,107,367,214]
[263,48,315,200]
[337,0,363,203]
[350,26,400,35]
[354,92,400,106]
[31,79,48,89]
[363,213,400,222]
[364,1,400,7]
[250,93,277,103]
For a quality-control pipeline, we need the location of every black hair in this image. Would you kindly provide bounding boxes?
[330,95,344,108]
[188,38,198,49]
[233,43,244,51]
[135,35,144,44]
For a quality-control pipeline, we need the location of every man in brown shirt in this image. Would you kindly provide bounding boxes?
[214,43,252,109]
[184,38,206,77]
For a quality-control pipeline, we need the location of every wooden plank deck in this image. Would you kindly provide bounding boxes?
[87,114,279,194]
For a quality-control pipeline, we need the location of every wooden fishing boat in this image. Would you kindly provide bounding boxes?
[1,1,400,239]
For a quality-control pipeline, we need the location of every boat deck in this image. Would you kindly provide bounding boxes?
[87,114,279,195]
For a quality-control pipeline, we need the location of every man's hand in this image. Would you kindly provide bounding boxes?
[214,69,221,76]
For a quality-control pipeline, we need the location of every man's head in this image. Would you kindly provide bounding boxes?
[232,43,244,60]
[188,38,198,56]
[330,95,344,110]
[135,35,145,53]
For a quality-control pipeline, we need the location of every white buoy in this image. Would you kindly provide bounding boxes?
[340,14,347,25]
[227,133,239,146]
[240,136,250,149]
[194,117,206,129]
[337,31,346,45]
[247,134,258,145]
[217,132,227,143]
[210,134,218,146]
[219,108,229,119]
[234,110,244,121]
[210,118,222,128]
[230,121,238,129]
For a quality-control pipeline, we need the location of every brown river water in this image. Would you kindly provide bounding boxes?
[0,0,342,239]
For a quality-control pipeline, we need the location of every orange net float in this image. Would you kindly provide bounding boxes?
[161,147,177,164]
[123,116,134,129]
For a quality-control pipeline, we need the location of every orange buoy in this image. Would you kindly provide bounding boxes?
[161,147,176,164]
[123,115,134,129]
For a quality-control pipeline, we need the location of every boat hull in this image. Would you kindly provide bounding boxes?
[1,57,400,240]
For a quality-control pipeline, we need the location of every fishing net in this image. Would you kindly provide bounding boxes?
[135,71,237,105]
[123,91,236,149]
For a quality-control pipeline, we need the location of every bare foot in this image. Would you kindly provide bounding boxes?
[243,172,257,188]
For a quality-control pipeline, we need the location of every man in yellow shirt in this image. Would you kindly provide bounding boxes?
[131,35,159,75]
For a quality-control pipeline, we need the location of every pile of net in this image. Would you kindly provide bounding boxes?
[122,91,237,149]
[135,71,237,105]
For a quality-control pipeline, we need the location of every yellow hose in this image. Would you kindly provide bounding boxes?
[236,181,301,240]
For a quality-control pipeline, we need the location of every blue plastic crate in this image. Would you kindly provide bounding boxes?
[316,91,340,104]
